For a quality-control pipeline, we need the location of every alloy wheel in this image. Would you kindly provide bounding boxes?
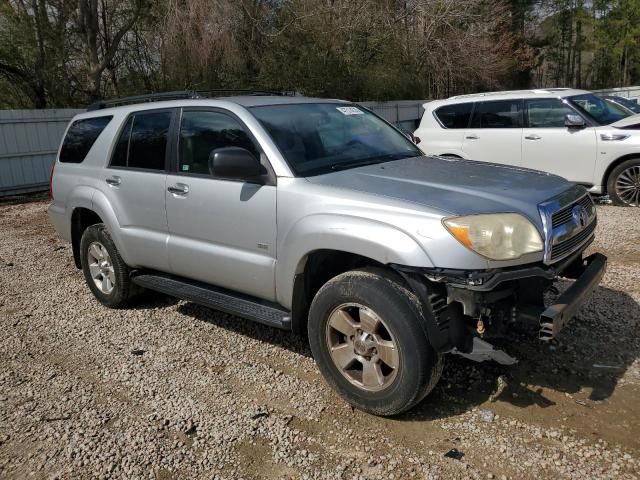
[325,303,400,392]
[615,165,640,206]
[87,241,116,294]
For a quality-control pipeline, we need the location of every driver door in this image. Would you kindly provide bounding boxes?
[521,98,597,184]
[165,108,278,301]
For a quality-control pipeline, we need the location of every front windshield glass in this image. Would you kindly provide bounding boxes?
[250,103,422,176]
[568,93,629,125]
[611,96,640,114]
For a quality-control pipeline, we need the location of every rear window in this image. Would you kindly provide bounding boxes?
[434,103,473,128]
[59,116,113,163]
[471,100,523,128]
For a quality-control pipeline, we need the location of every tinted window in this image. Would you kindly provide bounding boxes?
[250,103,421,176]
[434,103,473,128]
[128,111,171,170]
[471,100,523,128]
[110,111,171,170]
[526,99,575,128]
[110,116,133,168]
[568,93,627,125]
[610,96,640,113]
[179,111,258,175]
[59,116,112,163]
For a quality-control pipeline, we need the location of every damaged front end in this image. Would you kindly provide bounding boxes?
[393,249,607,365]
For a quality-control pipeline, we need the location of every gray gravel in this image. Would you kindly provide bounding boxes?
[0,199,639,479]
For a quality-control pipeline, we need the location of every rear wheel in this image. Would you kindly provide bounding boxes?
[80,224,137,308]
[607,158,640,206]
[308,268,443,416]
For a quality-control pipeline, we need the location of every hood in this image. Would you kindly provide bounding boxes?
[306,156,574,229]
[610,113,640,129]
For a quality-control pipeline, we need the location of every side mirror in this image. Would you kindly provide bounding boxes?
[565,113,586,128]
[208,147,264,181]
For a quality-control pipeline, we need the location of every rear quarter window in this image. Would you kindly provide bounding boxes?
[59,116,113,163]
[434,103,473,128]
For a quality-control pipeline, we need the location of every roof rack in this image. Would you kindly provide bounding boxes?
[87,89,296,111]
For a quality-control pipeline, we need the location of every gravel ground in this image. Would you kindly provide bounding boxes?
[0,198,639,480]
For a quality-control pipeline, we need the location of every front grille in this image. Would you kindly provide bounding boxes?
[550,219,596,261]
[551,194,592,228]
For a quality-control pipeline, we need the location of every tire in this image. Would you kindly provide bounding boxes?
[607,158,640,206]
[79,223,136,308]
[308,268,443,416]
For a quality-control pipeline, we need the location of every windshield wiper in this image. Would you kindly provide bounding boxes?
[329,152,418,171]
[330,159,386,171]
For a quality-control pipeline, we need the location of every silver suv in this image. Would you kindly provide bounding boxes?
[49,92,607,416]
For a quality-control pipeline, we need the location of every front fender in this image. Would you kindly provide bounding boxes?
[275,214,434,308]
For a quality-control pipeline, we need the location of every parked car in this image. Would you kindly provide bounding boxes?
[49,92,606,416]
[600,94,640,115]
[414,88,640,206]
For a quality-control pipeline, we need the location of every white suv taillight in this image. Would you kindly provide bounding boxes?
[48,164,55,199]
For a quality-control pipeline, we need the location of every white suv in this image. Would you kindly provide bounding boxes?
[414,88,640,206]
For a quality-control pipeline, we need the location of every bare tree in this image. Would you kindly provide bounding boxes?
[73,0,146,100]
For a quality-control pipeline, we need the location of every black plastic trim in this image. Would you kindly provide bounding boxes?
[539,253,607,340]
[131,271,291,330]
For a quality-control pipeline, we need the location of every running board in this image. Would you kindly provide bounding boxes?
[131,272,292,330]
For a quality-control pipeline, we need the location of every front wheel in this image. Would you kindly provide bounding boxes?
[308,268,443,416]
[607,158,640,206]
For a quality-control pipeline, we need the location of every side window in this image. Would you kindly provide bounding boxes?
[526,99,575,128]
[178,110,259,175]
[434,103,473,128]
[60,116,112,163]
[110,110,171,170]
[471,100,523,128]
[110,117,132,168]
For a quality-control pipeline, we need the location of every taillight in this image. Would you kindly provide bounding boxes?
[414,136,421,145]
[49,164,55,199]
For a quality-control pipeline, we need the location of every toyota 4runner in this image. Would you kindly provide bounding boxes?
[49,92,607,416]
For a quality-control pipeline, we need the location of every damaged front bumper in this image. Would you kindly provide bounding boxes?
[538,253,607,341]
[393,251,607,363]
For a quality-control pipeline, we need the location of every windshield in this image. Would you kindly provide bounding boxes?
[568,93,629,125]
[610,96,640,114]
[250,103,422,176]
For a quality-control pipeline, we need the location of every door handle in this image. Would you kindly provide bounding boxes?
[168,183,189,195]
[465,134,479,140]
[105,176,121,186]
[524,134,541,140]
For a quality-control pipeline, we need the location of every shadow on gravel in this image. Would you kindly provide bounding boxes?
[403,284,640,422]
[176,302,312,358]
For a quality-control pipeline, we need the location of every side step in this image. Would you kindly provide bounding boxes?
[131,272,292,330]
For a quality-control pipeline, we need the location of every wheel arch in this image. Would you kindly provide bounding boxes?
[602,153,640,194]
[289,249,388,334]
[70,207,103,269]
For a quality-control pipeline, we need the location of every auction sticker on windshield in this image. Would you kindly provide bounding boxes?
[336,106,364,115]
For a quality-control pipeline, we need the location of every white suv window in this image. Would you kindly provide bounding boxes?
[525,99,575,128]
[471,100,523,128]
[434,103,473,129]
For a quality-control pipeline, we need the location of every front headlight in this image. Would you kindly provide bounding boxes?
[443,213,543,261]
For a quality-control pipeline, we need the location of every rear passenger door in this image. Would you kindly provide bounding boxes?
[165,108,278,301]
[462,100,524,166]
[101,108,175,271]
[521,98,596,184]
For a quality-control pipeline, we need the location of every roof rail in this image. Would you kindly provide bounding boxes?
[86,89,296,111]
